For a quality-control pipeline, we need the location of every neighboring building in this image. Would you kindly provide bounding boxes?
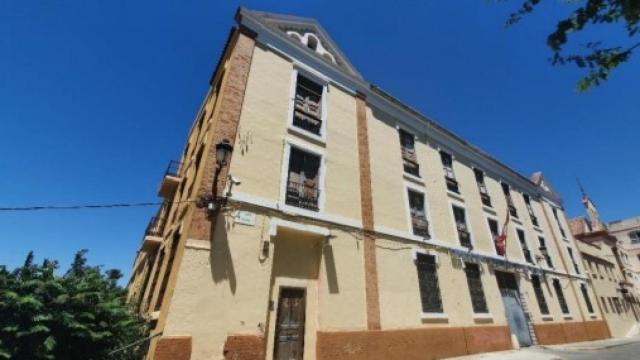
[610,217,640,300]
[570,217,640,337]
[127,8,610,360]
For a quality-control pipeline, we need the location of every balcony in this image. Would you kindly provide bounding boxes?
[285,179,319,211]
[158,160,182,198]
[141,216,165,251]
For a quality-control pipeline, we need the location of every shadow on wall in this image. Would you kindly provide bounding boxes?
[323,243,340,294]
[210,214,237,294]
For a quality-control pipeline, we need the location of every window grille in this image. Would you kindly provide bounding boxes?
[474,168,491,207]
[399,129,419,176]
[552,278,570,314]
[453,206,472,249]
[580,283,594,313]
[531,275,550,315]
[440,151,459,193]
[408,190,429,238]
[416,254,443,313]
[286,147,321,211]
[517,229,534,264]
[293,75,323,135]
[464,262,488,313]
[538,236,553,268]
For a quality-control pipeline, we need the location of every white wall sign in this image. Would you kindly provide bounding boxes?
[235,211,256,226]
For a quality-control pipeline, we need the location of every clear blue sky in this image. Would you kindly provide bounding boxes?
[1,0,638,278]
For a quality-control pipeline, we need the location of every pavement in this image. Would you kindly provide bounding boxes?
[446,337,640,360]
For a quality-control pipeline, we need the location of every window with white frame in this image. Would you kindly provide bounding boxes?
[399,129,419,177]
[474,168,491,207]
[567,246,580,274]
[464,262,488,313]
[285,147,321,211]
[580,283,595,314]
[440,151,459,193]
[523,194,539,227]
[487,218,501,254]
[531,275,550,315]
[629,231,640,244]
[453,205,472,249]
[552,207,567,238]
[501,183,518,218]
[408,189,429,238]
[415,253,444,313]
[516,229,534,264]
[292,74,324,136]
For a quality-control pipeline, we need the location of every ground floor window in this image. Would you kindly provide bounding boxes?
[552,278,570,314]
[464,262,488,313]
[579,283,594,314]
[531,275,550,315]
[416,253,443,313]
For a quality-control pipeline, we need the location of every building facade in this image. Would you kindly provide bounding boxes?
[610,217,640,300]
[127,8,610,360]
[570,217,640,337]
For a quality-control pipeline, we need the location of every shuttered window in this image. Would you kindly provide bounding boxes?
[453,206,472,249]
[531,275,550,315]
[286,147,321,211]
[517,229,534,264]
[416,254,443,313]
[501,183,518,218]
[538,236,554,268]
[523,194,539,227]
[488,218,500,254]
[399,129,419,176]
[440,151,459,193]
[474,168,491,207]
[552,278,570,314]
[580,283,595,314]
[293,75,323,135]
[464,262,488,313]
[408,190,429,238]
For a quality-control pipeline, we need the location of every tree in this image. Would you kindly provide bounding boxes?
[0,251,149,360]
[506,0,640,91]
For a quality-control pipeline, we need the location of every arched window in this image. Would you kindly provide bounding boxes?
[306,35,318,51]
[629,231,640,244]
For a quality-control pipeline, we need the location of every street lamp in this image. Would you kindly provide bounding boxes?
[215,139,234,167]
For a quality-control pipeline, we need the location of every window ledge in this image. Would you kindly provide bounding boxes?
[473,313,493,320]
[421,312,448,320]
[287,125,326,146]
[447,191,465,203]
[589,314,597,319]
[511,217,523,226]
[562,314,573,320]
[482,206,497,216]
[403,172,425,186]
[541,315,554,321]
[533,226,543,233]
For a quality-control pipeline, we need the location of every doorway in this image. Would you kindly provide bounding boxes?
[273,287,306,360]
[495,271,532,347]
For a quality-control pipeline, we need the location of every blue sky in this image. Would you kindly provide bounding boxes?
[1,0,638,278]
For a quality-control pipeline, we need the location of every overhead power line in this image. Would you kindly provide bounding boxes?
[0,200,197,212]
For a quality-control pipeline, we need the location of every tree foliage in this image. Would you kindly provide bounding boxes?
[0,250,148,360]
[506,0,640,90]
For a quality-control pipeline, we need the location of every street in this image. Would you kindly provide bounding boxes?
[527,342,640,360]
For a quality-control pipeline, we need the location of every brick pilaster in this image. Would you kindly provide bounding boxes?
[189,29,256,240]
[356,93,381,330]
[154,336,192,360]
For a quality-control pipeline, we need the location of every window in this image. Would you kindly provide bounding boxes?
[488,218,501,254]
[501,183,518,218]
[155,232,179,311]
[415,253,443,313]
[399,129,419,176]
[567,247,580,274]
[531,275,550,315]
[474,169,491,207]
[453,205,472,249]
[440,151,459,193]
[517,229,534,264]
[538,237,554,268]
[580,283,594,314]
[629,231,640,244]
[552,207,567,238]
[292,74,324,135]
[523,194,539,227]
[601,296,608,313]
[464,262,488,313]
[408,189,430,237]
[552,278,570,314]
[608,297,615,314]
[285,147,321,211]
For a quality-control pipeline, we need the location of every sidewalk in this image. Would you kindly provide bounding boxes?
[445,337,640,360]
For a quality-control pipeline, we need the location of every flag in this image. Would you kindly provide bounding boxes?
[495,211,510,256]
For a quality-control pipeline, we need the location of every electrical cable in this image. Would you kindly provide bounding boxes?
[0,200,197,212]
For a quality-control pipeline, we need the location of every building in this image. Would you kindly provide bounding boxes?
[127,8,610,360]
[570,217,640,337]
[610,217,640,300]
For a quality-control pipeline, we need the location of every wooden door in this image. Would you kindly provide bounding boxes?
[274,288,306,360]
